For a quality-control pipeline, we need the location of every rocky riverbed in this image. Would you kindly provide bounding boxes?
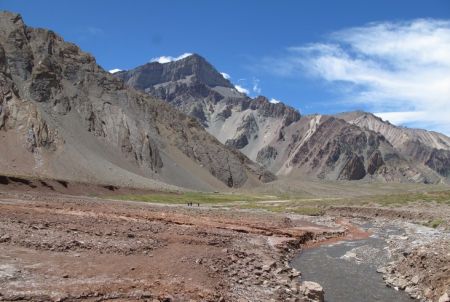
[0,190,348,301]
[0,188,449,301]
[379,222,450,302]
[293,217,450,302]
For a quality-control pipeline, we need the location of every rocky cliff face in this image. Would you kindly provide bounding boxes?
[269,115,438,183]
[339,111,450,179]
[0,11,274,190]
[117,54,234,91]
[115,55,301,159]
[116,54,449,184]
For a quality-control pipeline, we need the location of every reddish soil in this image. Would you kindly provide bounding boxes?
[302,218,371,249]
[0,189,347,302]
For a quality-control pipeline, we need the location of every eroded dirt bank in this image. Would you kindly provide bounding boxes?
[0,190,351,302]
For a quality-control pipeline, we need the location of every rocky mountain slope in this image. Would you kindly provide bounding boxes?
[338,112,450,178]
[116,54,449,184]
[0,11,274,191]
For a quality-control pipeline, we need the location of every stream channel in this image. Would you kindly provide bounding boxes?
[291,222,413,302]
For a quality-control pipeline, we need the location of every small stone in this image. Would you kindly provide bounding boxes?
[439,293,450,302]
[160,294,174,302]
[0,234,11,243]
[405,286,415,294]
[290,269,300,278]
[290,283,299,294]
[397,278,408,290]
[376,266,387,274]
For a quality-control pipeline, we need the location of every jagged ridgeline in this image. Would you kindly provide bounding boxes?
[0,11,274,190]
[116,53,450,184]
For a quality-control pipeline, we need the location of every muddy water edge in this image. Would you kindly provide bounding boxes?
[291,220,429,302]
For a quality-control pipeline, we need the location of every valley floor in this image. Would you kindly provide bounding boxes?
[0,183,449,302]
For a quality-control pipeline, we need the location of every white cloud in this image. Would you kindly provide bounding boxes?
[269,98,281,104]
[220,72,231,80]
[374,111,450,134]
[235,85,249,94]
[151,53,193,64]
[86,26,104,36]
[375,111,427,125]
[252,78,261,94]
[263,19,450,135]
[109,68,122,74]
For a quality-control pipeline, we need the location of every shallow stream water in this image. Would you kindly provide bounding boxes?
[291,224,412,302]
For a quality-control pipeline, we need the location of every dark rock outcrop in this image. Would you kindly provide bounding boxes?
[116,54,234,90]
[226,135,249,149]
[367,151,384,175]
[339,155,366,180]
[339,111,450,181]
[425,149,450,177]
[256,146,278,167]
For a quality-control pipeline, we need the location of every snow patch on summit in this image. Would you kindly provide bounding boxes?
[151,53,193,64]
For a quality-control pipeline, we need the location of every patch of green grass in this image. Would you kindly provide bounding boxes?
[107,188,450,218]
[359,190,450,206]
[108,192,272,204]
[238,202,324,216]
[426,218,444,228]
[287,190,450,207]
[235,189,450,216]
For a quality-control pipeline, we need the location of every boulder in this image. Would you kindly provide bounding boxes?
[301,281,324,302]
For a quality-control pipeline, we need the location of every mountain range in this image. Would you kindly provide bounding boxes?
[116,54,450,184]
[1,11,449,192]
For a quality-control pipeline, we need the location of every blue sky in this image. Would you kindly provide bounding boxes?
[2,0,450,134]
